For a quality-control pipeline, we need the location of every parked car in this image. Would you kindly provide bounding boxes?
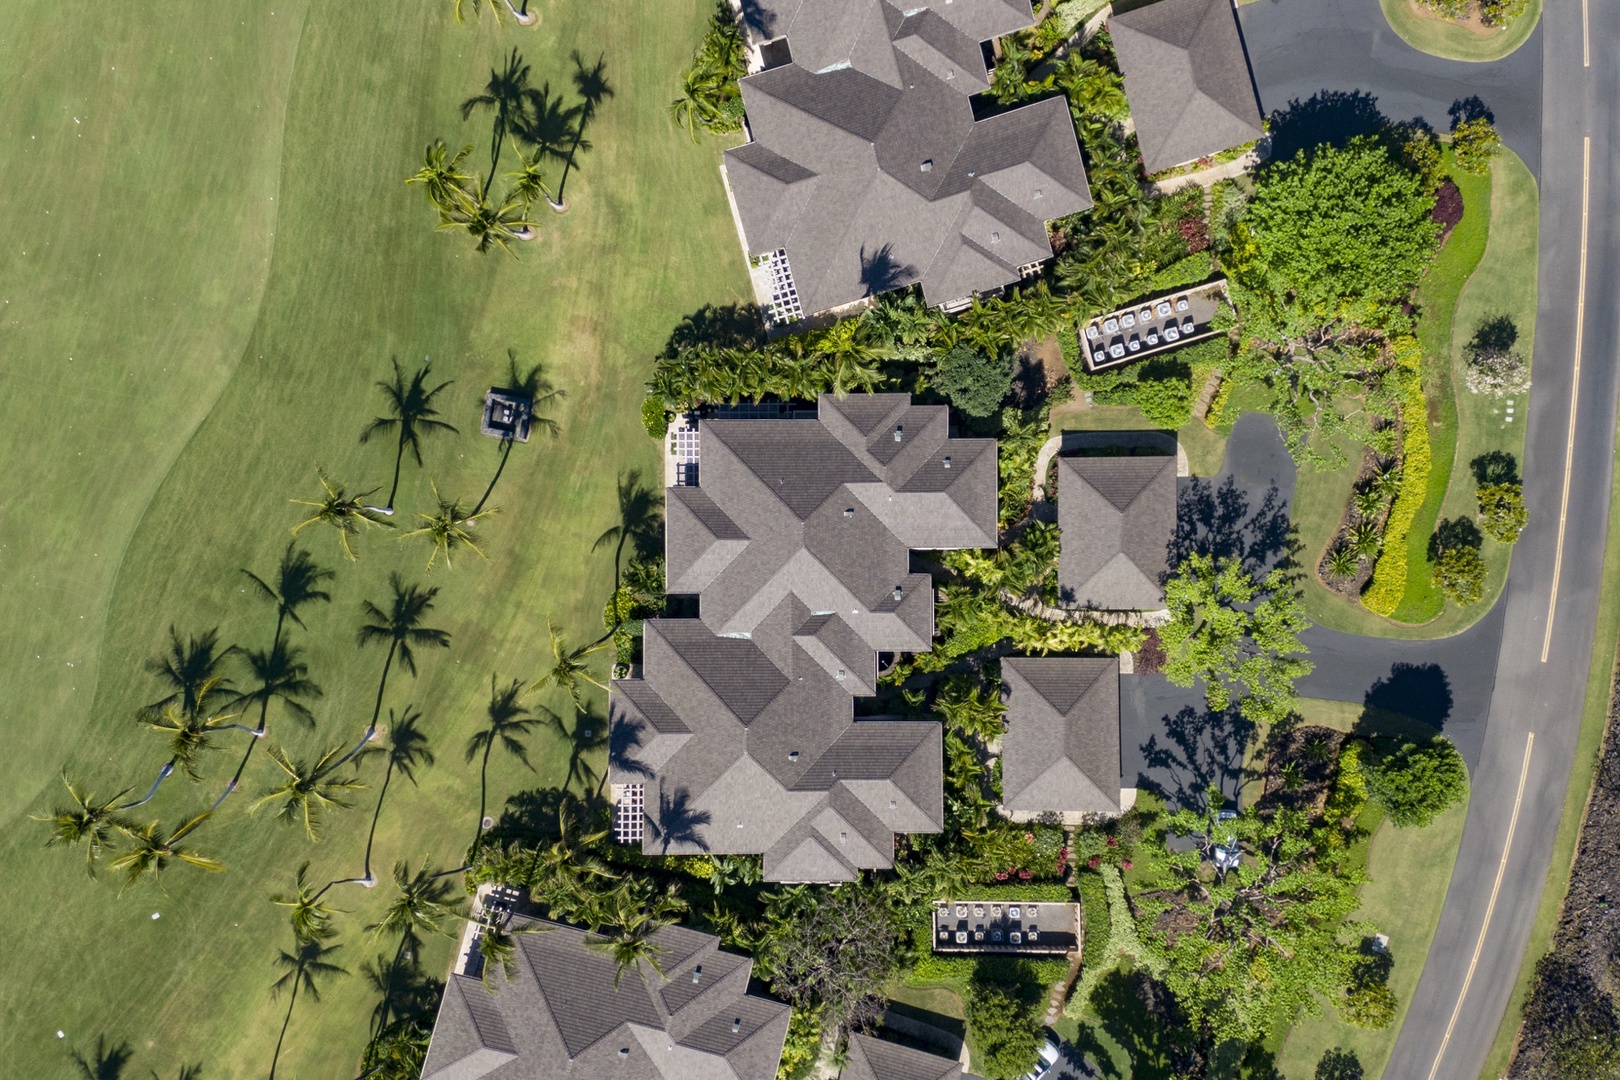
[1020,1033,1063,1079]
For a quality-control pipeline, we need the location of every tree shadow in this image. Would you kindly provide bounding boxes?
[490,785,605,844]
[1449,95,1495,129]
[661,302,767,358]
[859,243,919,297]
[362,950,445,1038]
[69,1037,133,1080]
[1363,662,1453,730]
[1315,1046,1366,1080]
[1170,476,1291,575]
[463,48,542,184]
[647,786,712,853]
[516,80,583,171]
[1471,449,1520,486]
[737,0,779,40]
[1085,968,1200,1080]
[1137,705,1253,812]
[608,711,656,782]
[1469,313,1518,356]
[1429,516,1483,558]
[1264,89,1388,165]
[555,51,613,202]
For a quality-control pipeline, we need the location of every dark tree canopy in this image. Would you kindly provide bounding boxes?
[932,345,1014,419]
[1369,738,1468,827]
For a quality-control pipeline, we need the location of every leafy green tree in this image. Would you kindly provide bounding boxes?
[1368,738,1467,827]
[965,977,1042,1080]
[291,469,394,560]
[1139,801,1367,1044]
[1342,980,1397,1028]
[34,772,133,877]
[933,345,1013,419]
[267,930,348,1080]
[1160,553,1313,723]
[1432,544,1486,605]
[1478,482,1527,543]
[109,810,225,892]
[1451,117,1502,176]
[466,678,547,853]
[360,358,460,512]
[760,886,901,1041]
[1231,136,1439,347]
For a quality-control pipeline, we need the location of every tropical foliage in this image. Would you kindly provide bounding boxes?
[670,0,747,140]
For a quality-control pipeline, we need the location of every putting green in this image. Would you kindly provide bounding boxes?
[0,1,747,1076]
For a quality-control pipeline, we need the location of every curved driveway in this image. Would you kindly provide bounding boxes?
[1234,1,1620,1078]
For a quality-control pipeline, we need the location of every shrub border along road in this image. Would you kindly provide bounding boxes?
[1377,0,1541,62]
[1476,422,1620,1079]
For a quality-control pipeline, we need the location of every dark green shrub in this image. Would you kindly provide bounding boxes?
[642,396,669,438]
[966,976,1042,1080]
[934,345,1014,418]
[1369,737,1468,827]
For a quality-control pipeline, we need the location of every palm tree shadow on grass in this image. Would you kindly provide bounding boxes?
[553,51,613,204]
[593,469,664,641]
[69,1037,133,1080]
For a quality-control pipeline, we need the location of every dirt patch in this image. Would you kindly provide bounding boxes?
[1259,725,1346,815]
[1510,658,1620,1076]
[1011,334,1066,409]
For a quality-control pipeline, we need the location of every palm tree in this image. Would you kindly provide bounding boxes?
[290,468,395,560]
[109,810,225,892]
[243,543,335,641]
[138,683,256,782]
[553,51,614,204]
[360,358,460,514]
[441,181,538,256]
[272,861,347,943]
[401,481,499,570]
[475,916,548,991]
[34,772,133,877]
[406,138,478,218]
[357,573,453,736]
[1353,486,1384,521]
[472,350,563,515]
[253,743,366,841]
[592,469,662,635]
[462,49,539,185]
[532,620,608,710]
[1324,544,1360,580]
[367,860,463,1032]
[585,885,677,986]
[1349,519,1381,558]
[357,705,435,882]
[506,144,561,214]
[809,319,892,396]
[267,931,348,1080]
[466,677,547,853]
[146,626,236,716]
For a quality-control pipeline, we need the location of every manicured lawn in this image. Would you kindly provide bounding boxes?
[1378,0,1541,62]
[1275,793,1470,1079]
[0,3,748,1079]
[1478,415,1620,1077]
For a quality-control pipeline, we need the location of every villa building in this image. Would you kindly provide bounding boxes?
[724,0,1093,321]
[609,393,998,882]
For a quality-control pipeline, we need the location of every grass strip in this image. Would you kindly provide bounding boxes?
[1475,423,1620,1079]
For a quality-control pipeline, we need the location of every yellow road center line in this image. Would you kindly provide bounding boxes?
[1543,136,1591,663]
[1426,731,1535,1080]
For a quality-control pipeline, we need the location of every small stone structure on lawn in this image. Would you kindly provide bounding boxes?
[480,387,534,442]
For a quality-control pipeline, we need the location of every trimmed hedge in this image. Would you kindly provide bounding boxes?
[1077,871,1110,973]
[1363,337,1430,615]
[1148,250,1215,293]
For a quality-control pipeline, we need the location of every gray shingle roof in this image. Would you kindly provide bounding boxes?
[839,1032,986,1080]
[724,0,1092,313]
[1109,0,1264,174]
[1057,453,1176,610]
[1001,657,1122,814]
[421,918,790,1080]
[614,394,994,881]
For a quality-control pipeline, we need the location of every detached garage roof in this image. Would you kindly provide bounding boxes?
[1109,0,1264,174]
[1001,656,1122,815]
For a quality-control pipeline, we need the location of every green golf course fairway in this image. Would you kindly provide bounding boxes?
[0,2,747,1076]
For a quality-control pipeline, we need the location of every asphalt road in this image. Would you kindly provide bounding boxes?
[1238,0,1543,176]
[1234,1,1620,1078]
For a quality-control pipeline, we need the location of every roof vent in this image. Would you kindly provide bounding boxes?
[889,798,898,809]
[942,455,951,469]
[839,831,849,843]
[732,1018,743,1033]
[893,586,904,600]
[920,159,933,172]
[619,1048,630,1058]
[894,425,903,442]
[990,231,1001,244]
[1034,187,1044,199]
[788,750,800,761]
[843,507,854,518]
[836,668,847,680]
[692,965,702,984]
